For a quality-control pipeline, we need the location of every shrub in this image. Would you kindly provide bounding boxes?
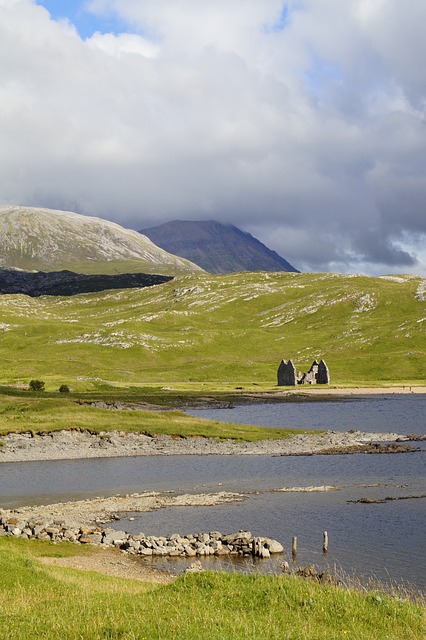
[58,384,70,393]
[29,379,45,392]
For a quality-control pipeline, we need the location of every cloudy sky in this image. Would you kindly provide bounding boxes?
[1,0,425,275]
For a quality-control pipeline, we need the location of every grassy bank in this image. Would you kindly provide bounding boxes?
[0,538,424,640]
[0,390,313,441]
[0,272,424,388]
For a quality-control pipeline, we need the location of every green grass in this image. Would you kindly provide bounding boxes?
[0,391,312,440]
[0,538,424,640]
[0,271,424,389]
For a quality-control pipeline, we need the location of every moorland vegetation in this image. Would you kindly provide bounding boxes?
[0,271,424,390]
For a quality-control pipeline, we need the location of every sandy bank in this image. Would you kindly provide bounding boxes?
[0,429,420,463]
[38,547,175,583]
[263,385,426,398]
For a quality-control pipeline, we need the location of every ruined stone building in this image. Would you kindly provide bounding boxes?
[277,359,297,386]
[277,358,330,386]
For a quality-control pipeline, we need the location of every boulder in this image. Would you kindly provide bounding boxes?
[84,532,103,545]
[264,538,284,554]
[102,530,128,546]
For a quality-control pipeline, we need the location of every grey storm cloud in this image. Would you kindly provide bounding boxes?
[0,0,425,275]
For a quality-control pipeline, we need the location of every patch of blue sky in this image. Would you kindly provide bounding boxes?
[305,54,343,98]
[263,2,305,34]
[35,1,131,39]
[263,3,291,34]
[272,4,290,32]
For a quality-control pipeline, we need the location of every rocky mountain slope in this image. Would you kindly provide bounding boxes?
[139,220,298,273]
[0,206,201,275]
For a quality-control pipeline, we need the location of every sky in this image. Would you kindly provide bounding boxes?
[1,1,425,276]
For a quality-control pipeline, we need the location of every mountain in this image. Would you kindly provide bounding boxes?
[139,220,298,274]
[0,206,202,275]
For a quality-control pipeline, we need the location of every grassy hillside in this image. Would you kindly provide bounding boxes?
[0,272,424,388]
[0,538,424,640]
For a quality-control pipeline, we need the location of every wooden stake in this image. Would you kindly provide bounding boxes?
[292,536,297,559]
[323,531,329,553]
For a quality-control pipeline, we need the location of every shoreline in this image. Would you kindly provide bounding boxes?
[252,385,426,399]
[0,490,244,528]
[0,428,421,463]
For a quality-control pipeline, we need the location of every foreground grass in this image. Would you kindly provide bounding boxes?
[0,539,424,640]
[0,391,313,441]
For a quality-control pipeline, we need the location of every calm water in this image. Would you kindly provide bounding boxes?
[1,395,425,589]
[187,393,426,434]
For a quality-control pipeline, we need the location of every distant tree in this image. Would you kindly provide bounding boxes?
[59,384,70,393]
[29,379,45,392]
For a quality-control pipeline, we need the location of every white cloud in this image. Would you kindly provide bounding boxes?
[88,32,159,58]
[0,0,425,275]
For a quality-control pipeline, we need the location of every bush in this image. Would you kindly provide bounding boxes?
[58,384,70,393]
[29,379,45,392]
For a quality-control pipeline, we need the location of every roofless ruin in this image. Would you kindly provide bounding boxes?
[277,359,330,386]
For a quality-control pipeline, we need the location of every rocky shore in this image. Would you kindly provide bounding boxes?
[0,428,419,463]
[0,516,282,560]
[1,491,244,527]
[0,490,283,560]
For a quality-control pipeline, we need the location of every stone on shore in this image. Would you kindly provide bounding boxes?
[0,513,283,560]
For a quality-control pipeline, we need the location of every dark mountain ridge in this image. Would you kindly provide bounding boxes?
[0,268,172,297]
[139,220,298,274]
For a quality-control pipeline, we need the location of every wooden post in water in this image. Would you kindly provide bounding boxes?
[323,531,329,554]
[292,536,297,560]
